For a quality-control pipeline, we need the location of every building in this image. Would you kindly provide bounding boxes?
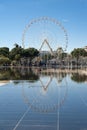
[84,46,87,52]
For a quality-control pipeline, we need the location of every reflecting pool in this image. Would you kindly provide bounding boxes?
[0,67,87,130]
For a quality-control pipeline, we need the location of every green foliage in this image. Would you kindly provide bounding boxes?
[22,47,39,59]
[0,56,11,65]
[11,60,17,66]
[0,47,9,57]
[22,48,30,57]
[71,48,87,58]
[71,73,87,83]
[8,44,39,65]
[14,43,21,48]
[9,44,23,60]
[27,48,39,58]
[0,43,86,66]
[15,54,21,61]
[9,45,39,61]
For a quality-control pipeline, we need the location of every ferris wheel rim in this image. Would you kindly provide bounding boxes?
[22,16,68,51]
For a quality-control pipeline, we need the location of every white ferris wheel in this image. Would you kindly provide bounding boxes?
[22,17,68,55]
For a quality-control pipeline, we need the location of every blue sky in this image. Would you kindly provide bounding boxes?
[0,0,87,52]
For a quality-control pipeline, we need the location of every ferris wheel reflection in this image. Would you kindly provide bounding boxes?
[21,69,68,113]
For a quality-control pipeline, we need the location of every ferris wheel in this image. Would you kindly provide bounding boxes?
[22,17,68,53]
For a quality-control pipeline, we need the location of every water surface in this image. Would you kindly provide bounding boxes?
[0,67,87,130]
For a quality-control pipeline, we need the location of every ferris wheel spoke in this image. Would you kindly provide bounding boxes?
[22,17,68,54]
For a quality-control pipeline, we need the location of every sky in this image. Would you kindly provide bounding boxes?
[0,0,87,52]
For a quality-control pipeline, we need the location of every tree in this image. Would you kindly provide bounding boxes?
[14,43,21,48]
[28,48,39,58]
[15,54,21,61]
[22,48,30,57]
[0,47,9,57]
[71,48,87,65]
[23,48,39,65]
[71,48,87,58]
[9,44,23,60]
[22,48,39,58]
[0,56,11,66]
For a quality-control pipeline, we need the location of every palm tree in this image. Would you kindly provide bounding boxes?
[14,43,21,48]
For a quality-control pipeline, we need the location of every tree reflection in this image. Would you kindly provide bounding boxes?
[0,67,11,80]
[71,73,87,83]
[0,67,39,81]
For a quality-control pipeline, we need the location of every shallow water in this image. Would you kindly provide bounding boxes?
[0,68,87,130]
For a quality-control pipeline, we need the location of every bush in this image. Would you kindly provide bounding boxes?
[0,56,11,66]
